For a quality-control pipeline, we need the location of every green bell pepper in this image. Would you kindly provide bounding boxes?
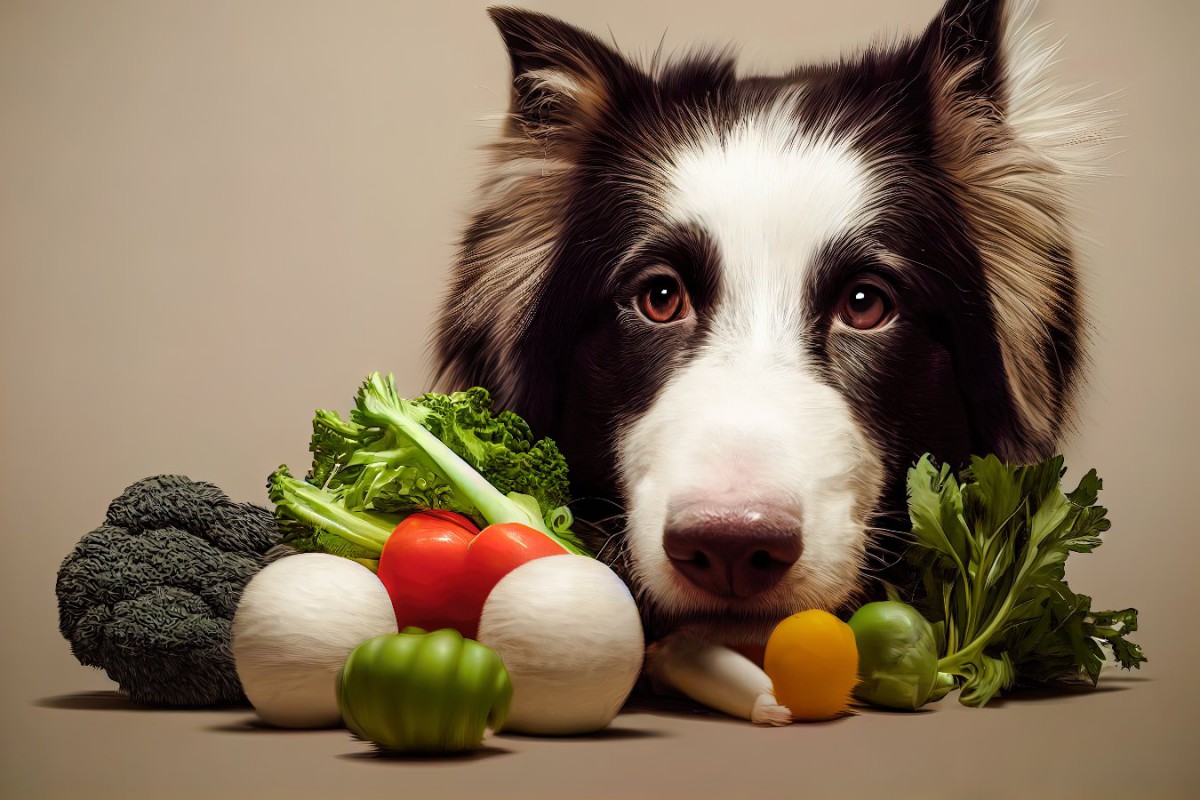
[338,627,512,752]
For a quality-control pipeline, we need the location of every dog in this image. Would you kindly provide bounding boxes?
[432,0,1107,722]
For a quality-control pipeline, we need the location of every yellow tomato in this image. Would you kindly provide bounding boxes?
[764,610,859,721]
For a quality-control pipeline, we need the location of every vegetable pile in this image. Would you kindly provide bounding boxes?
[848,454,1146,710]
[267,374,590,639]
[54,372,1147,744]
[233,372,644,749]
[269,374,585,561]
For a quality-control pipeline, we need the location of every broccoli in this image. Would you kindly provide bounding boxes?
[56,475,281,707]
[308,383,572,525]
[274,374,586,556]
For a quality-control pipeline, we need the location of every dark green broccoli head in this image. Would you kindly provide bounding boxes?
[56,475,281,707]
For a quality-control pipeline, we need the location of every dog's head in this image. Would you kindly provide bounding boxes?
[435,0,1107,643]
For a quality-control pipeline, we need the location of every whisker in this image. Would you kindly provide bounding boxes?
[859,552,906,574]
[594,531,627,565]
[567,496,628,515]
[863,527,913,544]
[581,513,629,527]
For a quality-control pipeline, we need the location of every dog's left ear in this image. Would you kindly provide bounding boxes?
[435,11,642,416]
[919,0,1007,106]
[488,7,637,143]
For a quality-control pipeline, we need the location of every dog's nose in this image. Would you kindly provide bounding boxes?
[662,507,803,599]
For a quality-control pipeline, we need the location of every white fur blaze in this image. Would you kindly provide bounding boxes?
[617,105,885,634]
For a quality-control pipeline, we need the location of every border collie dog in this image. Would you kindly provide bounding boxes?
[434,0,1107,721]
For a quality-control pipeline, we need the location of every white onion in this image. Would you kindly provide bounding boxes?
[232,553,397,728]
[478,554,644,735]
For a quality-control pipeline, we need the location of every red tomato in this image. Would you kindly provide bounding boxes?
[377,511,479,635]
[459,523,571,631]
[376,512,567,639]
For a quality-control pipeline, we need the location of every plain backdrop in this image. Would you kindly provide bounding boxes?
[2,1,1197,798]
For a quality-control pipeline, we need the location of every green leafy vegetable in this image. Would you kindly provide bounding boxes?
[900,453,1145,707]
[270,373,589,558]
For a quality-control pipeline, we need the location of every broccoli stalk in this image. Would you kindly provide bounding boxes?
[268,465,398,553]
[354,373,580,548]
[272,373,588,557]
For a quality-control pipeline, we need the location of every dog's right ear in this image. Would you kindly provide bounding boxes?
[488,7,633,138]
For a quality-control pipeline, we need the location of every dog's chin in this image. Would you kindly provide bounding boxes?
[641,571,861,648]
[655,612,788,648]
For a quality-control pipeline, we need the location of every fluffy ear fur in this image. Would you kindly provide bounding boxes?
[924,0,1007,101]
[432,9,639,408]
[488,7,630,140]
[920,0,1111,461]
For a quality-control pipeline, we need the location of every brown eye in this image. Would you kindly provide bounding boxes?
[839,281,894,330]
[637,273,690,324]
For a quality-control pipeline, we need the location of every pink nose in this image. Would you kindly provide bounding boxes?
[662,506,803,599]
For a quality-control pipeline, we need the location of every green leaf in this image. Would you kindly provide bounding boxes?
[1107,636,1147,671]
[1066,468,1102,507]
[957,652,1015,707]
[268,464,398,556]
[307,409,363,489]
[1088,608,1147,671]
[963,455,1025,553]
[281,526,381,561]
[907,456,972,570]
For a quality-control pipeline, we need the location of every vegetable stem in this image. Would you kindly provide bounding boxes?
[937,563,1027,674]
[355,374,587,555]
[269,467,394,553]
[375,402,518,525]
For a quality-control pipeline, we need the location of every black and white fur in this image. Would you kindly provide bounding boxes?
[433,0,1107,720]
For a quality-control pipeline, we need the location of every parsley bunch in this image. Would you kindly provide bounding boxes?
[905,454,1146,706]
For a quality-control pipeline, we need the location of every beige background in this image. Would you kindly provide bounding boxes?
[2,1,1197,798]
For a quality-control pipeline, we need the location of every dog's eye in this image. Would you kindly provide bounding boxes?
[838,281,894,330]
[636,274,690,324]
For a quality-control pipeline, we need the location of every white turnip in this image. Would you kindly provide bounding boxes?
[478,554,644,735]
[232,553,397,728]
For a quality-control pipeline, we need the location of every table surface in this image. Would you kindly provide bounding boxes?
[4,661,1194,800]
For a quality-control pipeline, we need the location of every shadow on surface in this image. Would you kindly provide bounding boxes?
[853,703,934,716]
[984,682,1132,707]
[339,746,514,764]
[35,691,245,713]
[619,690,863,727]
[620,691,719,720]
[790,710,860,726]
[852,678,1141,713]
[207,718,340,734]
[496,725,668,743]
